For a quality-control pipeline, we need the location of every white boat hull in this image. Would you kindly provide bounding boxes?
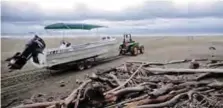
[30,39,118,68]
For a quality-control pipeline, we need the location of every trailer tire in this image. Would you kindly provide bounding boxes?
[85,61,93,69]
[77,61,85,70]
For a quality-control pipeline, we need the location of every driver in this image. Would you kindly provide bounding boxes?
[60,40,71,48]
[60,40,67,49]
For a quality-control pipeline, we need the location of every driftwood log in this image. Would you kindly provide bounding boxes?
[64,80,91,106]
[14,59,223,108]
[15,101,63,108]
[144,68,223,74]
[105,64,144,94]
[208,62,223,68]
[136,92,187,108]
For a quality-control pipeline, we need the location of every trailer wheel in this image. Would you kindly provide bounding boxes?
[85,61,93,69]
[77,61,85,70]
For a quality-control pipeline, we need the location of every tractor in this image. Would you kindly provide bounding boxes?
[119,34,144,56]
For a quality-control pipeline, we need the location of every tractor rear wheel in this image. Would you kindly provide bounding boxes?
[131,47,138,56]
[140,46,144,54]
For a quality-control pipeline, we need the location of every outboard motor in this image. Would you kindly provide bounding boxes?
[7,35,46,70]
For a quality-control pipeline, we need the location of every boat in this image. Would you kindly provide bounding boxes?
[7,23,118,70]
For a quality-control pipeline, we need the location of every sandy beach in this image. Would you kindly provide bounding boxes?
[1,36,223,108]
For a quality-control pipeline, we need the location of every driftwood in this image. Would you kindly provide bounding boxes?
[126,61,165,67]
[196,72,212,80]
[15,101,63,108]
[105,64,144,94]
[137,92,187,108]
[126,88,189,107]
[166,59,189,64]
[105,94,148,108]
[149,83,173,97]
[15,59,223,108]
[125,94,175,108]
[208,62,223,68]
[89,74,118,87]
[127,58,208,66]
[74,90,81,108]
[64,80,91,106]
[105,86,146,102]
[107,74,122,86]
[113,86,146,96]
[127,89,190,108]
[144,68,223,74]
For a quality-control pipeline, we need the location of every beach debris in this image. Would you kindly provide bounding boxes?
[22,99,33,104]
[189,59,200,69]
[14,59,223,108]
[59,80,66,87]
[209,46,216,50]
[30,93,46,103]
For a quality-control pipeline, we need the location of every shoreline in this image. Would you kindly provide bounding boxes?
[1,34,223,39]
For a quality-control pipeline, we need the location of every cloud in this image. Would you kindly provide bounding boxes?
[1,1,44,22]
[1,0,223,35]
[2,0,223,22]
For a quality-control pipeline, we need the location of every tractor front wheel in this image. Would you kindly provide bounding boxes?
[139,46,144,54]
[119,46,125,55]
[131,47,138,56]
[119,50,126,55]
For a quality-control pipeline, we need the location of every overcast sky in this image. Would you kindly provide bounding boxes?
[1,0,223,36]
